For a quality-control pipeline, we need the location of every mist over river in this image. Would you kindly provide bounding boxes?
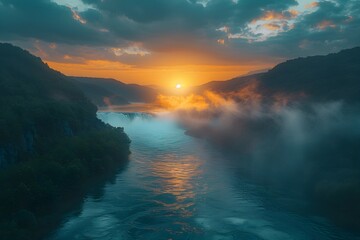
[49,112,359,240]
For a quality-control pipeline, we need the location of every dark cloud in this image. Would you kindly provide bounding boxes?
[80,0,298,39]
[83,0,205,23]
[0,0,115,45]
[1,0,359,68]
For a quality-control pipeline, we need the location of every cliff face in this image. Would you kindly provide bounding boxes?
[0,43,103,167]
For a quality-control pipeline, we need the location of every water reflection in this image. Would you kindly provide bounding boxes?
[149,154,202,215]
[151,155,201,200]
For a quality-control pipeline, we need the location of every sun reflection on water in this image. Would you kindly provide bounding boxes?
[148,154,204,218]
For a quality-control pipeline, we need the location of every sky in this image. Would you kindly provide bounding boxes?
[1,0,359,87]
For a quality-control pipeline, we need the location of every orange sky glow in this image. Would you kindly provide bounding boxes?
[46,59,273,88]
[3,0,356,90]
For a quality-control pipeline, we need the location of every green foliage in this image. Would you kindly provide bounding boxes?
[0,43,97,146]
[0,43,131,239]
[0,122,130,240]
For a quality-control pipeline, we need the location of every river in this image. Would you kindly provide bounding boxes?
[49,112,359,240]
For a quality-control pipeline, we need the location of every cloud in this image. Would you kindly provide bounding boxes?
[70,8,87,24]
[1,0,359,84]
[0,0,114,45]
[0,0,300,48]
[217,39,225,45]
[258,0,360,57]
[315,20,336,30]
[111,44,151,57]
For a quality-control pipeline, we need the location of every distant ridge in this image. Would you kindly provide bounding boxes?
[195,73,264,93]
[69,76,158,107]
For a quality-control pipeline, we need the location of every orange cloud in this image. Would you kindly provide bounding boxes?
[264,23,281,31]
[316,20,336,30]
[287,9,299,18]
[252,10,298,23]
[217,39,225,45]
[70,8,86,24]
[305,2,319,9]
[257,11,285,21]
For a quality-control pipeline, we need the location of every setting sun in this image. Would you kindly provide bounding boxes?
[176,84,182,89]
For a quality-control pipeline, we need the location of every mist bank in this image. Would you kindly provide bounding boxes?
[163,90,360,230]
[154,47,360,230]
[183,47,360,230]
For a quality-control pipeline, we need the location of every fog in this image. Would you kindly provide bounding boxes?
[157,91,360,228]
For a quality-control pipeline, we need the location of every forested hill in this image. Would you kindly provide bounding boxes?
[69,77,158,107]
[0,43,97,161]
[260,46,360,102]
[197,47,360,103]
[0,42,108,166]
[0,43,130,239]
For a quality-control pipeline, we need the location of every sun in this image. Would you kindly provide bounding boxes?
[176,84,182,89]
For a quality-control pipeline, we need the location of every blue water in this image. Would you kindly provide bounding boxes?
[49,112,359,240]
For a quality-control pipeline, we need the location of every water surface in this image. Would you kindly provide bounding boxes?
[50,112,359,240]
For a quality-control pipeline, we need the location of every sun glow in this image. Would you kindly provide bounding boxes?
[176,84,182,89]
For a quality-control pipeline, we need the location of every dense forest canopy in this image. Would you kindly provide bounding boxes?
[0,43,131,240]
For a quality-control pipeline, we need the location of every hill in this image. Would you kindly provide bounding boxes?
[0,43,130,239]
[69,77,158,107]
[197,47,360,103]
[195,73,263,93]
